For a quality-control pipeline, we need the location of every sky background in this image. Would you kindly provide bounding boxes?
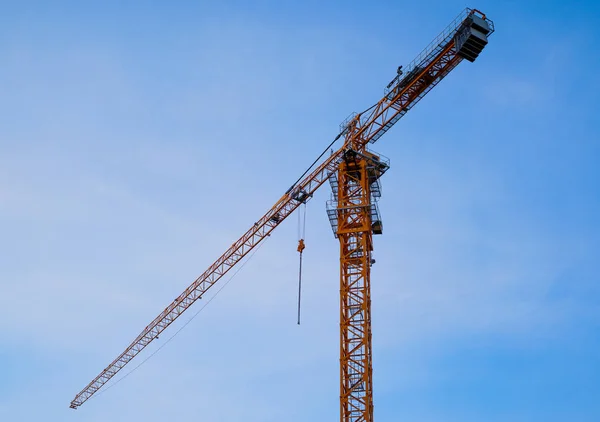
[1,0,599,421]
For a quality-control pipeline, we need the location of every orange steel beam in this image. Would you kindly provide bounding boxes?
[70,8,493,411]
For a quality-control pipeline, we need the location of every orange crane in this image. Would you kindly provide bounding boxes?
[71,8,494,421]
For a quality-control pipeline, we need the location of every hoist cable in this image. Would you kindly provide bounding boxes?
[297,203,307,325]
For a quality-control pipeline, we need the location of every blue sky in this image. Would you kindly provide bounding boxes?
[1,1,599,421]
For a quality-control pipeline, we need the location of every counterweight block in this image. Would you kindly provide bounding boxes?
[455,14,491,62]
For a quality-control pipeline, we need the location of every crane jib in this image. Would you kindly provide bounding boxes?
[70,8,493,410]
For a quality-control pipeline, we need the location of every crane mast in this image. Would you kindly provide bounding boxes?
[332,148,383,421]
[70,8,494,420]
[329,9,494,421]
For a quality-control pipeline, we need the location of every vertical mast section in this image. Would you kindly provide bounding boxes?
[330,113,389,421]
[332,138,389,422]
[337,153,374,422]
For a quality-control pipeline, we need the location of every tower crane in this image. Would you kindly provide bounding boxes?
[71,8,494,421]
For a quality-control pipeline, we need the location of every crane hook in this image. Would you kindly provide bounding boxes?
[297,239,305,254]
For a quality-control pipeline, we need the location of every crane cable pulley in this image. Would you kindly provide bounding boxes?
[297,202,307,325]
